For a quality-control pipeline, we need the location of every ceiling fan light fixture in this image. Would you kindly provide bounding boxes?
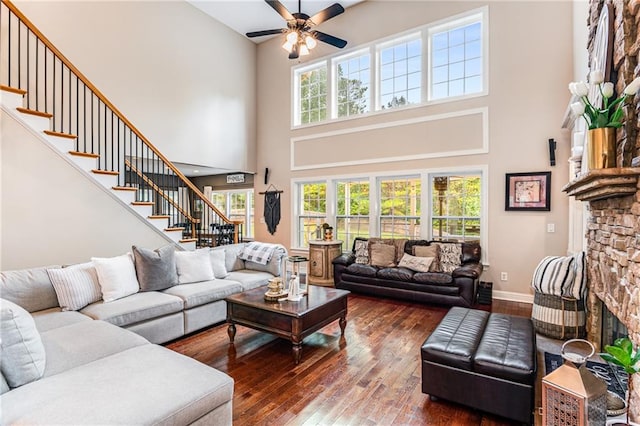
[286,30,299,44]
[304,34,317,49]
[299,44,310,56]
[282,40,294,53]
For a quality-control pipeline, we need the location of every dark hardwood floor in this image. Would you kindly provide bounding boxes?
[167,294,533,425]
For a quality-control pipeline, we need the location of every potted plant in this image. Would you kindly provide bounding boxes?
[568,72,640,169]
[601,337,640,425]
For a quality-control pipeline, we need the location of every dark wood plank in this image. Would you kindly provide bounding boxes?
[166,294,533,425]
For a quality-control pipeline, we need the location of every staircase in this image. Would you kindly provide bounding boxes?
[0,0,242,251]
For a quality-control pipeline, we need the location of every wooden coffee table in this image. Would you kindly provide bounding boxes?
[225,286,349,364]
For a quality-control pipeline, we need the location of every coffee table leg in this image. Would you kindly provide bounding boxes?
[292,342,302,365]
[227,322,236,343]
[339,315,347,336]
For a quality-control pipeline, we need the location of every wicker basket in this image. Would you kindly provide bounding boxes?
[531,291,586,339]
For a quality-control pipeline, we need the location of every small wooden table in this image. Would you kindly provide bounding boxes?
[225,286,349,364]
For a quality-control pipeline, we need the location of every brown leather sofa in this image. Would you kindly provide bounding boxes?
[332,239,482,307]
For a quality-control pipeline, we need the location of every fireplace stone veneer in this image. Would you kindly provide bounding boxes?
[581,0,640,421]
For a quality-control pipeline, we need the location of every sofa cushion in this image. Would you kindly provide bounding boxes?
[0,344,234,425]
[40,320,148,377]
[377,267,414,282]
[0,373,9,395]
[175,248,214,284]
[370,243,396,267]
[413,245,441,272]
[398,253,434,272]
[0,299,46,388]
[225,270,273,291]
[413,272,454,285]
[163,280,243,309]
[132,245,178,291]
[209,248,229,278]
[346,263,377,277]
[218,243,247,272]
[462,242,481,264]
[92,253,140,302]
[244,246,286,276]
[433,242,462,273]
[0,266,60,312]
[80,292,183,327]
[47,262,103,311]
[32,308,92,333]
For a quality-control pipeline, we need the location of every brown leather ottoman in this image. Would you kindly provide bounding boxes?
[421,307,536,425]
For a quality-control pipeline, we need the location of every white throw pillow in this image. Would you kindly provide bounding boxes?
[91,254,140,302]
[398,253,435,273]
[175,248,215,284]
[209,249,229,279]
[0,298,46,388]
[47,262,102,311]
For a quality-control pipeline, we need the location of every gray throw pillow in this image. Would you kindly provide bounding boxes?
[132,245,178,291]
[0,298,46,388]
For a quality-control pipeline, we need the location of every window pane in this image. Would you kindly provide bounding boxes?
[378,37,422,110]
[379,177,421,238]
[429,18,484,101]
[336,180,370,251]
[336,53,371,118]
[299,182,327,247]
[431,175,481,242]
[297,65,327,124]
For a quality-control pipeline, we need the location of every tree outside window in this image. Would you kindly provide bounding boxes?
[298,182,327,247]
[431,174,480,241]
[379,177,421,238]
[336,180,370,250]
[299,66,327,124]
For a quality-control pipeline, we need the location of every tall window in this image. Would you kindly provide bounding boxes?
[334,52,370,118]
[431,174,480,241]
[379,176,421,239]
[297,65,327,125]
[379,36,422,109]
[430,19,483,100]
[336,180,370,251]
[297,182,327,247]
[210,190,254,239]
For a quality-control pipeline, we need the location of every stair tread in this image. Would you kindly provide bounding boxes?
[16,107,53,118]
[165,227,184,231]
[131,201,154,206]
[69,151,99,159]
[180,238,198,243]
[1,85,27,95]
[44,130,77,140]
[148,215,170,219]
[92,169,119,175]
[112,186,137,191]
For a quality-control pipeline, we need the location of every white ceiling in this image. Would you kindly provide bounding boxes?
[187,0,365,42]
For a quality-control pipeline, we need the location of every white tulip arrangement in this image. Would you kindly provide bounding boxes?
[569,71,640,130]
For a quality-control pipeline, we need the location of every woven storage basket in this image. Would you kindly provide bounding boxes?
[531,291,586,339]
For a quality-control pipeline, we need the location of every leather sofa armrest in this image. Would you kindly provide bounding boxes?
[333,253,355,266]
[452,262,483,279]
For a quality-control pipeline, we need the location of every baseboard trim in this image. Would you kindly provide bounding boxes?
[492,290,533,304]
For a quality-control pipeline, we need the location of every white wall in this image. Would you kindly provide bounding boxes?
[0,110,170,270]
[13,0,257,173]
[253,1,575,300]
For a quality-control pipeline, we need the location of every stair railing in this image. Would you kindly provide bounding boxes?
[0,0,243,247]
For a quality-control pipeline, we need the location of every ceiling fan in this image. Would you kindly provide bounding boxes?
[246,0,348,60]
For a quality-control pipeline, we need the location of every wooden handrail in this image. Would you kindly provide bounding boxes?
[124,159,197,224]
[1,0,233,225]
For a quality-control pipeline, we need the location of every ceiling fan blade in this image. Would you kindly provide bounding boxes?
[246,29,286,38]
[308,3,345,26]
[265,0,294,21]
[288,43,300,60]
[311,30,347,49]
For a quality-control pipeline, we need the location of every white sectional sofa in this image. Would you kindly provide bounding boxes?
[0,242,286,425]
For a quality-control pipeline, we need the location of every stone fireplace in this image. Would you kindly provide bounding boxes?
[580,0,640,420]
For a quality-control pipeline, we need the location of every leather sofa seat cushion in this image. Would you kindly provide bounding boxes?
[462,243,481,264]
[473,314,536,384]
[80,292,183,327]
[413,272,453,285]
[346,263,377,277]
[377,267,414,281]
[421,307,489,370]
[452,263,483,279]
[163,280,243,309]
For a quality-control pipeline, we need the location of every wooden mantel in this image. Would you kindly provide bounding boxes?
[562,167,640,201]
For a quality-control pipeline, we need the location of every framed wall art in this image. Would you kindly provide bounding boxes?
[505,172,551,211]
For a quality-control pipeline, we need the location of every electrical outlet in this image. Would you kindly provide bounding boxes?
[547,223,555,233]
[500,272,508,281]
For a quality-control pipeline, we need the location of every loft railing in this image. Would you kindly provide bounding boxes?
[0,0,243,247]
